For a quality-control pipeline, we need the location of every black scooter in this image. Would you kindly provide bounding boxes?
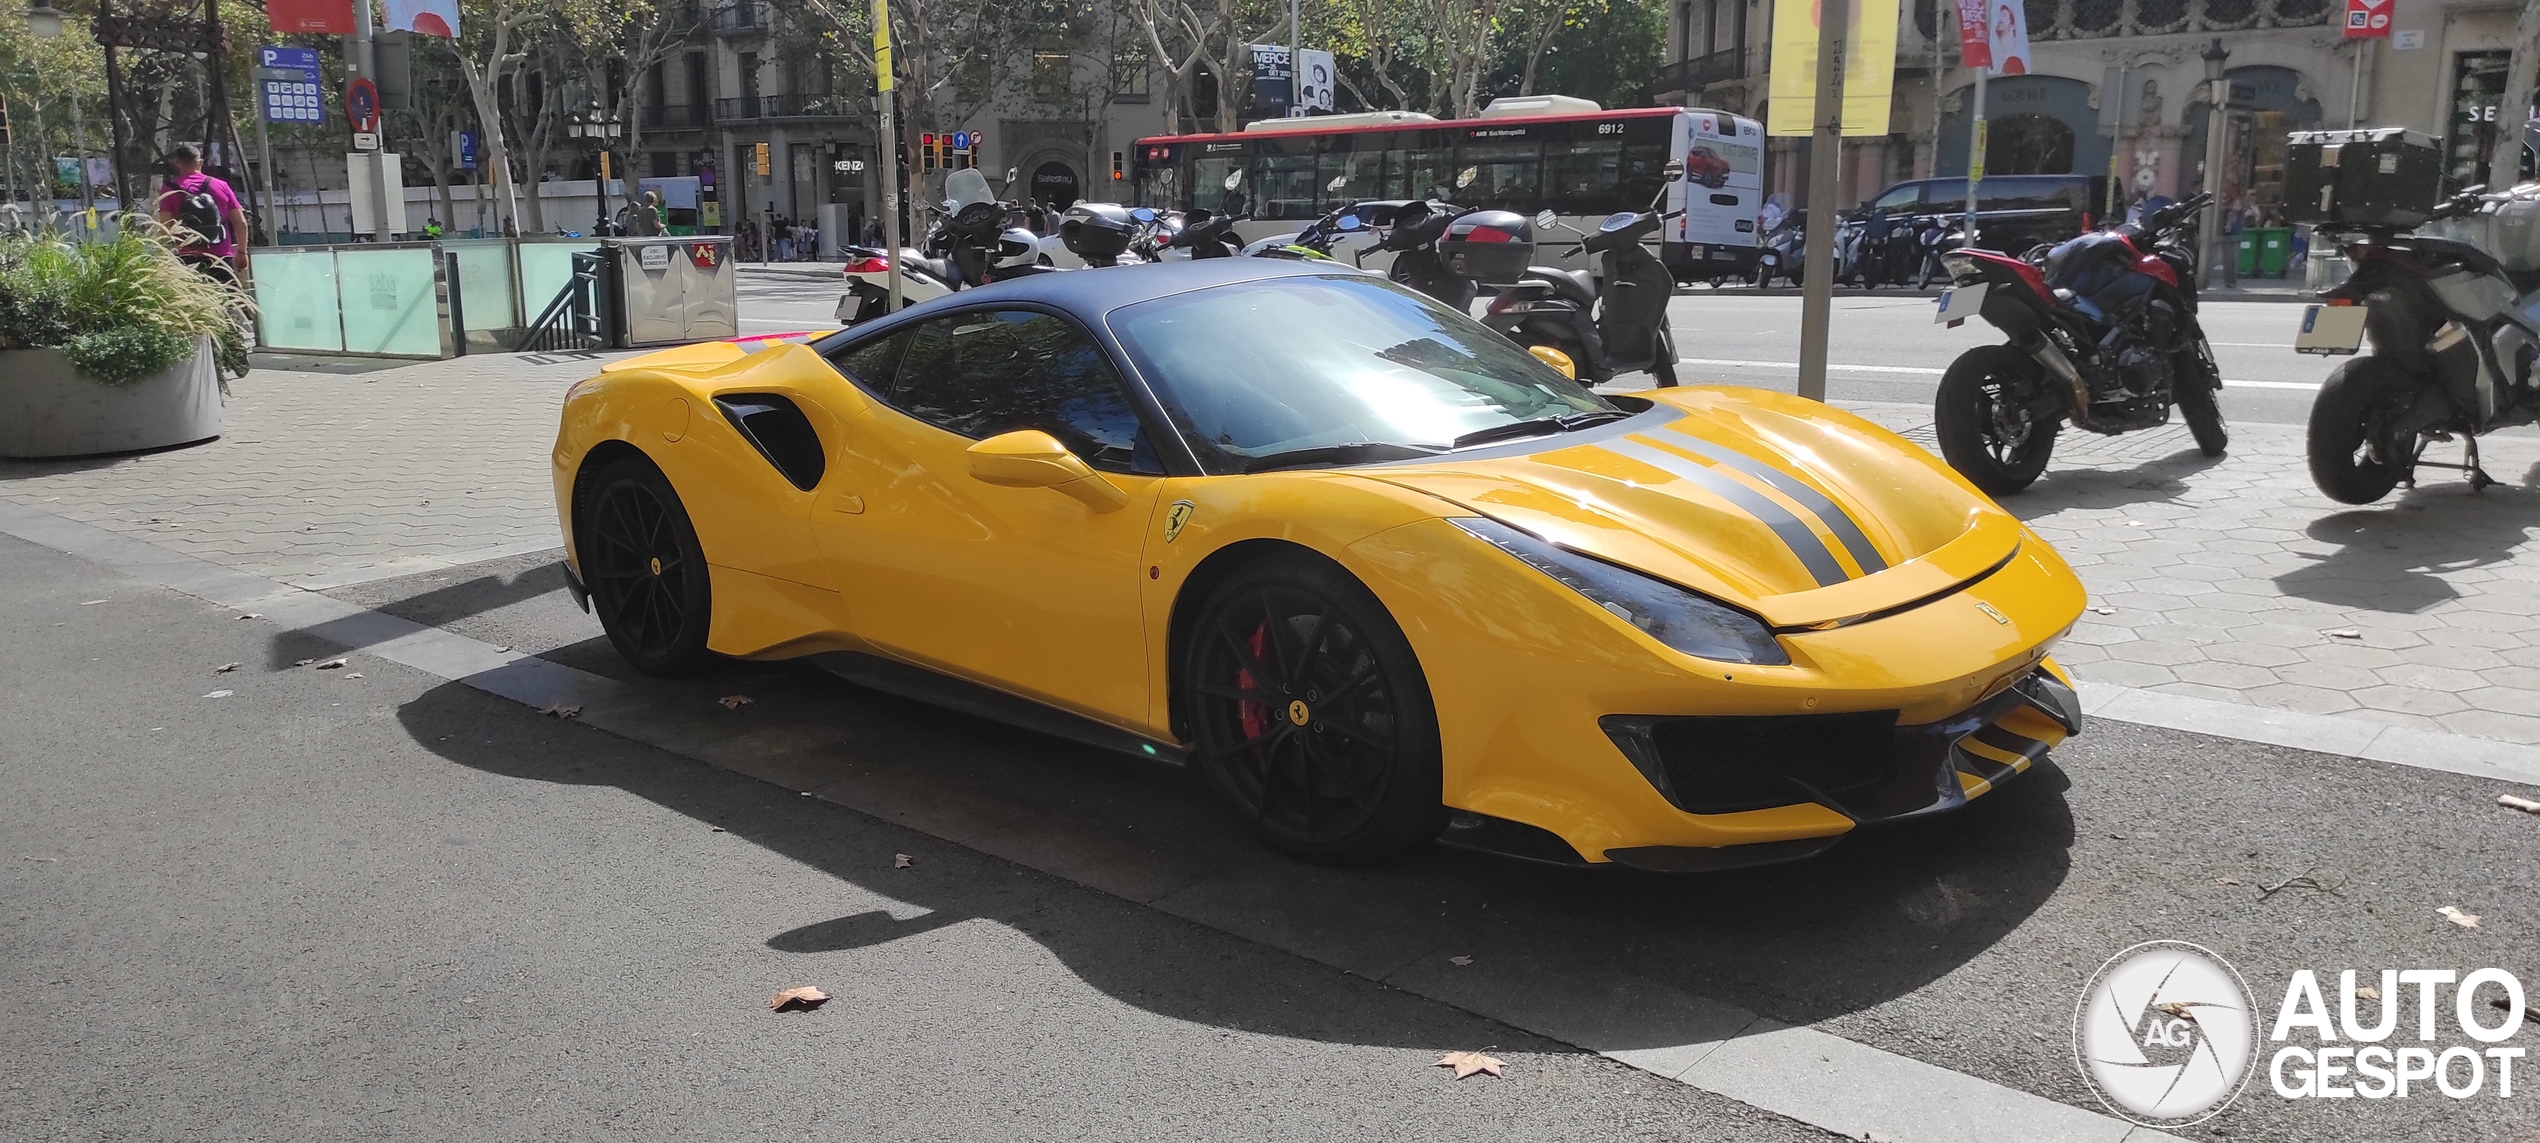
[1482,160,1687,386]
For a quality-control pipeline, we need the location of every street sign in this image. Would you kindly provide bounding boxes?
[345,77,380,134]
[952,130,971,152]
[352,131,381,152]
[2343,0,2391,38]
[258,46,324,125]
[454,130,479,170]
[265,0,353,34]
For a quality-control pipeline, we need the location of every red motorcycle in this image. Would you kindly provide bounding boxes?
[1930,193,2227,494]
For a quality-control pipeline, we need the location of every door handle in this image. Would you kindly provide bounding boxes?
[829,493,865,514]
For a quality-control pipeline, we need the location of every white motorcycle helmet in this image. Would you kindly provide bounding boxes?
[993,227,1043,271]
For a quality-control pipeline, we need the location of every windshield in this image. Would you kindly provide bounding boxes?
[1107,275,1619,474]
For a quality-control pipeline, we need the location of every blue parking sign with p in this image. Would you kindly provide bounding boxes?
[258,46,325,125]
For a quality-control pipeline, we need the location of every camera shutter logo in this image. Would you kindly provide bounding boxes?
[2073,941,2259,1127]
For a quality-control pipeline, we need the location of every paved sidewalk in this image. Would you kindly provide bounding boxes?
[5,356,2537,744]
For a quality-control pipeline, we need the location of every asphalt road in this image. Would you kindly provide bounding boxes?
[732,268,2342,426]
[10,521,2531,1142]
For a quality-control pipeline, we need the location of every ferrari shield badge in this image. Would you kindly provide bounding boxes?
[1976,601,2011,625]
[1163,501,1195,543]
[687,242,722,269]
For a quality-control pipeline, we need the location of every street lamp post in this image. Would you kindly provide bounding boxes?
[568,103,624,235]
[2199,39,2231,291]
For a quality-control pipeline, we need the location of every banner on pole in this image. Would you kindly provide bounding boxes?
[1953,0,1990,69]
[873,0,894,92]
[1983,0,2030,75]
[383,0,459,38]
[266,0,354,34]
[1765,0,1902,138]
[2342,0,2390,38]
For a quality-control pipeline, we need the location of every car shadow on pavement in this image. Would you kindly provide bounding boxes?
[2276,492,2540,613]
[395,656,2078,1049]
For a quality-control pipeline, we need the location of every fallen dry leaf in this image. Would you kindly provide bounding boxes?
[238,613,262,620]
[718,695,756,710]
[344,673,364,679]
[1449,955,1474,966]
[539,704,582,720]
[202,690,234,699]
[313,658,348,671]
[2438,906,2482,930]
[213,662,242,674]
[2324,628,2363,640]
[2092,606,2116,615]
[2357,986,2381,1001]
[2499,795,2540,815]
[1434,1051,1505,1079]
[892,853,913,869]
[2215,876,2239,886]
[769,986,830,1012]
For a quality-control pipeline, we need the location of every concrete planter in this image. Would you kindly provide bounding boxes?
[0,339,222,459]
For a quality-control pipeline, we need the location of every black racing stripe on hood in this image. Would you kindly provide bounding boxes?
[1646,425,1890,575]
[1600,437,1849,587]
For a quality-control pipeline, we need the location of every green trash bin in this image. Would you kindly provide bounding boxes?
[2255,227,2291,277]
[2236,232,2259,276]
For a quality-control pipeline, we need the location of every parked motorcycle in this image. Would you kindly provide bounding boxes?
[1929,191,2226,494]
[835,168,1007,323]
[1482,160,1687,387]
[1754,210,1804,288]
[1914,214,1967,289]
[1172,208,1246,258]
[2298,181,2540,503]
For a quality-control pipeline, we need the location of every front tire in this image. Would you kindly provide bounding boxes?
[2307,355,2417,505]
[1651,327,1679,387]
[1936,345,2059,495]
[1185,554,1445,865]
[581,455,716,676]
[2174,360,2228,458]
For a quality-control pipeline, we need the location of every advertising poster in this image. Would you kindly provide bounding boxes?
[1765,0,1902,137]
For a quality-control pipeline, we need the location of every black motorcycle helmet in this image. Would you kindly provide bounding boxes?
[1059,202,1137,260]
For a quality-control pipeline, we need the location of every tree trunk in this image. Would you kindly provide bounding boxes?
[2490,3,2540,192]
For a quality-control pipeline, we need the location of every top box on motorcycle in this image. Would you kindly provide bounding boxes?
[2419,181,2540,273]
[2281,129,2442,228]
[1060,203,1137,260]
[1440,210,1535,287]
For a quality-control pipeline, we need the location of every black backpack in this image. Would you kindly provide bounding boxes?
[165,180,223,247]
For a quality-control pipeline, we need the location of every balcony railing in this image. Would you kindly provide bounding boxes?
[714,94,858,121]
[710,1,770,36]
[1655,49,1744,96]
[2022,0,2330,40]
[642,104,713,129]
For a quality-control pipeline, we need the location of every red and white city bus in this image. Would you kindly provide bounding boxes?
[1127,98,1764,282]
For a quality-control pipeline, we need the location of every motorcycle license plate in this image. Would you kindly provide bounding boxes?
[2293,303,2367,355]
[1934,283,1987,324]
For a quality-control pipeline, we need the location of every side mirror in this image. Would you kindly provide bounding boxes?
[1224,168,1246,191]
[1533,209,1558,230]
[1528,345,1577,380]
[965,430,1128,512]
[1455,166,1479,190]
[1326,174,1349,192]
[1006,168,1019,184]
[1662,159,1686,183]
[1335,214,1364,231]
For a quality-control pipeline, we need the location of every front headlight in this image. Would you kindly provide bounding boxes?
[1452,517,1788,666]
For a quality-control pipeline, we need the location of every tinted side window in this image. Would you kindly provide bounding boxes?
[1869,183,1923,214]
[890,310,1152,473]
[828,329,909,394]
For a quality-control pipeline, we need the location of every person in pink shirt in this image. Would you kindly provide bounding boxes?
[153,145,249,286]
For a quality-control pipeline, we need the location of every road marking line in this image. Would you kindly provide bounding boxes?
[1672,357,2324,391]
[10,494,2522,1143]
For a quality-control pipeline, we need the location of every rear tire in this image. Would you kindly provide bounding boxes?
[2307,355,2417,505]
[581,455,716,676]
[1935,345,2059,496]
[1184,554,1446,865]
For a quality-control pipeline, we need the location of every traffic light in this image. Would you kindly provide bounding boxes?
[918,133,936,169]
[1110,150,1123,181]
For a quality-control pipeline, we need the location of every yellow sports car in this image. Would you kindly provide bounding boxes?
[551,260,2085,870]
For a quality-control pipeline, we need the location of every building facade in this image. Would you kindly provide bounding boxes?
[1659,0,2533,213]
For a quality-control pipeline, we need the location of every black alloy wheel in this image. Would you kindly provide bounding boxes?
[1185,555,1444,865]
[2307,355,2417,505]
[1935,344,2059,495]
[582,455,715,675]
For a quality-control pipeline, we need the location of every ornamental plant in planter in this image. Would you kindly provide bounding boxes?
[0,227,252,459]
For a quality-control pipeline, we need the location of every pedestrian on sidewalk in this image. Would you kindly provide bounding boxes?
[153,145,249,288]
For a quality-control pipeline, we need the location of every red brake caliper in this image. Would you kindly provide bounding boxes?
[1236,620,1269,743]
